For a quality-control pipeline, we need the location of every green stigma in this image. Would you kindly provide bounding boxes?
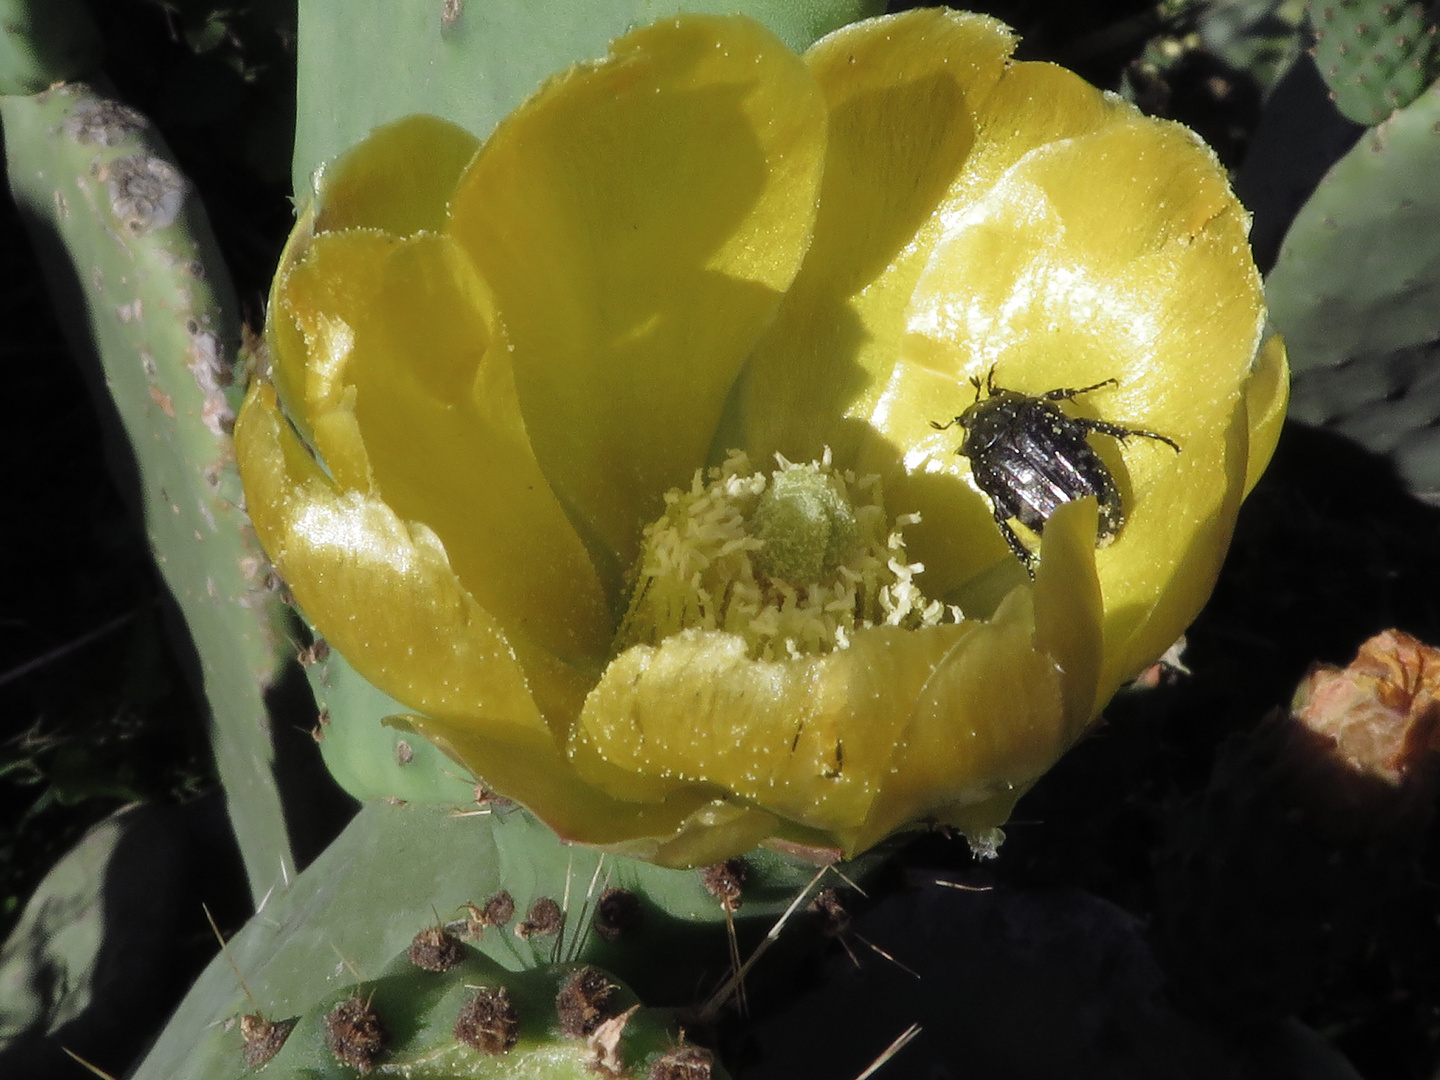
[751,467,859,585]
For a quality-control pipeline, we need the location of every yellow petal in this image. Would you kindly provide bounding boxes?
[572,623,973,831]
[855,497,1101,847]
[400,712,726,853]
[898,116,1263,664]
[630,801,782,868]
[344,234,614,666]
[274,228,397,468]
[236,382,693,840]
[236,381,547,731]
[446,15,827,579]
[1096,389,1249,702]
[942,58,1132,207]
[849,60,1135,595]
[313,114,479,237]
[1244,334,1289,497]
[275,229,614,667]
[264,203,319,443]
[725,8,1016,466]
[1029,496,1105,728]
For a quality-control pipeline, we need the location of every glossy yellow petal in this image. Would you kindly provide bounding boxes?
[269,114,480,435]
[313,114,479,237]
[236,382,546,732]
[274,228,396,460]
[849,60,1136,596]
[646,803,782,868]
[1244,334,1290,497]
[900,116,1262,669]
[905,116,1260,444]
[241,9,1276,865]
[275,229,613,666]
[343,234,614,667]
[725,9,1015,466]
[400,712,724,852]
[572,623,972,831]
[1096,390,1249,703]
[264,203,319,442]
[942,58,1132,208]
[236,383,669,836]
[855,497,1101,847]
[447,15,826,579]
[1085,286,1280,700]
[1029,497,1105,727]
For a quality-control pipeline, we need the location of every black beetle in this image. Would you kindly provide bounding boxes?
[932,367,1180,576]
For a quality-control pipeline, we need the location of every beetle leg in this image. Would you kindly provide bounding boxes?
[993,513,1037,577]
[930,417,961,431]
[1040,378,1119,402]
[1075,417,1181,452]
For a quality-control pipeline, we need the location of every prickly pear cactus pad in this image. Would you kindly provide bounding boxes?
[132,802,782,1080]
[236,9,1287,867]
[0,82,302,905]
[1266,81,1440,499]
[1308,0,1440,124]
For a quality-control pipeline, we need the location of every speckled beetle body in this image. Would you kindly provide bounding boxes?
[933,368,1181,576]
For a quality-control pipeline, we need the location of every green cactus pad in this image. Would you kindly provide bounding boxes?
[1265,81,1440,497]
[0,0,101,94]
[260,951,706,1078]
[305,643,479,805]
[1308,0,1440,123]
[131,802,817,1079]
[292,0,884,199]
[0,84,304,903]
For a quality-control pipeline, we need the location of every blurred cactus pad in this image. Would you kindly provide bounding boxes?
[4,2,1440,1080]
[1307,0,1440,123]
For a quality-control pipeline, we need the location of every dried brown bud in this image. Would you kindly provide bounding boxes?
[555,966,617,1037]
[483,889,516,928]
[240,1013,295,1068]
[323,994,385,1073]
[1151,630,1440,1030]
[1291,628,1440,791]
[516,896,563,940]
[407,925,465,972]
[454,986,520,1055]
[699,859,747,913]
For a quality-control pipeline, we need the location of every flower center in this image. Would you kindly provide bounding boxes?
[614,449,959,661]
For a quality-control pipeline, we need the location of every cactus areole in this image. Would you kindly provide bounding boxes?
[236,9,1287,867]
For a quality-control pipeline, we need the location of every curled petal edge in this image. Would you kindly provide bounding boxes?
[236,382,736,855]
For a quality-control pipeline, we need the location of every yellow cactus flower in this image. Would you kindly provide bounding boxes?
[236,9,1287,867]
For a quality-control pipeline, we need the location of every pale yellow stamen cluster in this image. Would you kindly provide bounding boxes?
[614,449,960,661]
